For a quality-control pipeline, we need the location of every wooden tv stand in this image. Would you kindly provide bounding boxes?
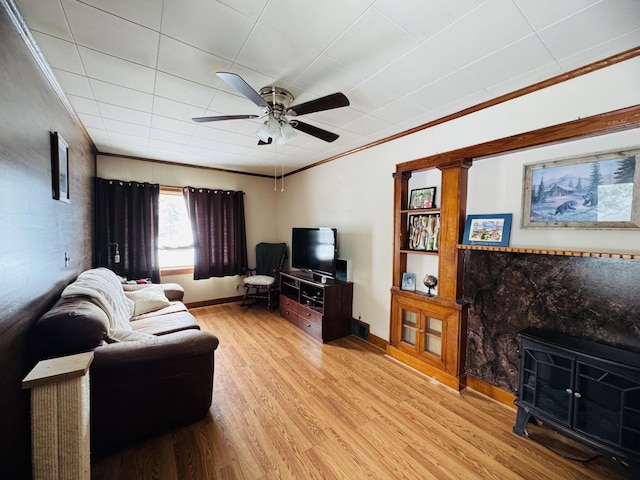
[279,271,353,343]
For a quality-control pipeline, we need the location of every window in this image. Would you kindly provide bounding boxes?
[158,188,194,268]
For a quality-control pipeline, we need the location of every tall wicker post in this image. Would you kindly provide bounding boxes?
[22,352,93,480]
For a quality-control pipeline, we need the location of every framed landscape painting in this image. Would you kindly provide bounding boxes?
[522,147,640,229]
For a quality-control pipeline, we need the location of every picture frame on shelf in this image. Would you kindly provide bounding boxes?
[407,213,440,251]
[51,131,70,202]
[409,187,437,209]
[522,147,640,229]
[462,213,512,247]
[401,273,416,291]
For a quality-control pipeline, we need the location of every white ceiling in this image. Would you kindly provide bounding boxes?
[14,0,640,176]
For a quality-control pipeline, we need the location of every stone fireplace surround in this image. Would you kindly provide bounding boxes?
[463,250,640,393]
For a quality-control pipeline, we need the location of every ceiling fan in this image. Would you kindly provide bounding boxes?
[192,72,350,144]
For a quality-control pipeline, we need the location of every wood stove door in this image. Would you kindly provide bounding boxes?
[519,339,576,427]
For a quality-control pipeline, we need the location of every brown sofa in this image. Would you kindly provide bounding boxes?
[31,268,219,459]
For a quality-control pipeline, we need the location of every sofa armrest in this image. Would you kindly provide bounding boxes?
[89,330,219,458]
[91,329,218,369]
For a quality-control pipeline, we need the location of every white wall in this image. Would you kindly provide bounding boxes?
[96,156,280,303]
[278,56,640,340]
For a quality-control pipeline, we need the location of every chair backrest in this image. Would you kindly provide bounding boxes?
[255,242,287,277]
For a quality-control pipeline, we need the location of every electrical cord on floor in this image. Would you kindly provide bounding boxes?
[524,429,603,463]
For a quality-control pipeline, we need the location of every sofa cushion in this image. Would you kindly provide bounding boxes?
[130,309,200,335]
[106,329,156,343]
[125,285,171,316]
[34,296,109,354]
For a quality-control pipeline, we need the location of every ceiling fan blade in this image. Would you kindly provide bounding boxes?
[287,92,349,116]
[192,114,259,123]
[216,72,270,109]
[292,120,339,142]
[258,138,272,145]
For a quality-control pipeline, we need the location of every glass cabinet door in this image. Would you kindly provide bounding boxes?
[424,317,442,358]
[400,309,418,346]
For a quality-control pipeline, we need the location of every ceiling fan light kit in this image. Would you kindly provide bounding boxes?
[192,72,350,145]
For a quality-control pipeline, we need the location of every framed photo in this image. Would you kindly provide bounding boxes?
[462,213,512,247]
[407,213,440,251]
[51,131,70,202]
[409,187,436,209]
[401,273,416,291]
[522,147,640,229]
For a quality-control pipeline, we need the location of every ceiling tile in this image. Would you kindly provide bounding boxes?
[67,94,100,116]
[61,0,160,67]
[292,55,369,99]
[154,72,216,107]
[15,0,73,41]
[152,97,207,122]
[537,0,640,61]
[102,118,151,138]
[425,0,534,69]
[371,42,458,94]
[557,30,640,72]
[78,47,156,92]
[89,79,154,111]
[77,113,105,129]
[150,116,198,136]
[52,69,92,98]
[217,0,269,20]
[461,34,557,89]
[409,70,484,112]
[157,35,232,87]
[98,103,152,126]
[107,131,150,147]
[514,0,601,30]
[161,0,256,60]
[261,0,371,52]
[31,32,84,75]
[79,0,164,30]
[324,8,420,78]
[374,0,486,42]
[234,24,321,83]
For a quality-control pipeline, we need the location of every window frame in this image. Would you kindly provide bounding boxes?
[158,186,194,275]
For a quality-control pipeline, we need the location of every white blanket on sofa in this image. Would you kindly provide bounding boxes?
[62,267,134,332]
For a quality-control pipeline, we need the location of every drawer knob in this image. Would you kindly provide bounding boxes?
[574,392,582,399]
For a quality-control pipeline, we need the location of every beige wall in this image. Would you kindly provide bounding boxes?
[96,156,280,303]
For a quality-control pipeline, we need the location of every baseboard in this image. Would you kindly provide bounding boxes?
[465,375,516,409]
[185,295,243,309]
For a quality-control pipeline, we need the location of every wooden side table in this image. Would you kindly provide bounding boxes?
[22,352,94,480]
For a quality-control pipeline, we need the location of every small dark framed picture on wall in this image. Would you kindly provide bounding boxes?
[51,131,69,203]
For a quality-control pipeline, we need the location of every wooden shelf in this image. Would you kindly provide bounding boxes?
[401,208,440,214]
[458,244,640,259]
[400,249,438,256]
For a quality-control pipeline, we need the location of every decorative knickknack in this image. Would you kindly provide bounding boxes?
[423,274,437,296]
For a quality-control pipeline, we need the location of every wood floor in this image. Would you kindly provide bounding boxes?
[91,303,628,480]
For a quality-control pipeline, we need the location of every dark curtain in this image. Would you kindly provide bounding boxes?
[95,178,160,283]
[183,187,248,280]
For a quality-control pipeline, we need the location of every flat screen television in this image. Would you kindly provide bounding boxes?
[291,227,337,277]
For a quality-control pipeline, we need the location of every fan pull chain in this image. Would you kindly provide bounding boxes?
[273,150,277,192]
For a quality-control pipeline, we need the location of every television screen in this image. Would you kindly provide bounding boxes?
[292,227,337,277]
